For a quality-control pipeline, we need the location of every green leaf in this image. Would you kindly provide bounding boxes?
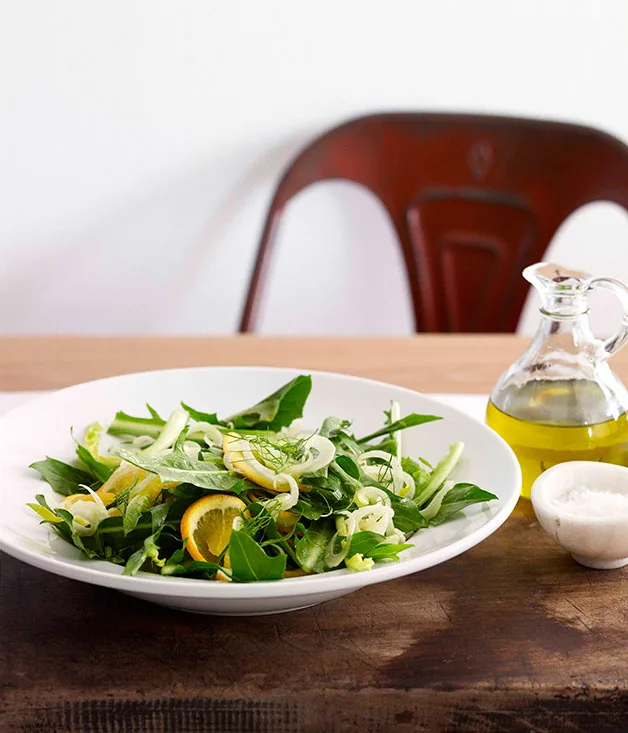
[239,503,298,563]
[123,521,170,576]
[357,414,442,445]
[294,493,333,521]
[29,457,93,496]
[108,410,165,438]
[116,447,254,493]
[295,519,334,573]
[150,502,170,533]
[162,545,187,569]
[27,495,64,524]
[228,530,286,581]
[161,539,223,579]
[76,443,114,483]
[401,457,430,493]
[124,534,159,575]
[348,531,387,556]
[326,427,364,460]
[368,543,414,559]
[27,491,193,570]
[81,422,120,469]
[123,493,152,535]
[429,483,498,526]
[300,463,357,516]
[146,404,163,421]
[180,402,221,425]
[348,531,413,560]
[379,488,429,533]
[28,494,106,557]
[319,416,352,440]
[335,454,360,480]
[162,558,222,578]
[164,482,207,500]
[366,437,398,455]
[83,499,190,557]
[226,375,312,431]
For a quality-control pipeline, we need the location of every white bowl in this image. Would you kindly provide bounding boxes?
[0,366,520,615]
[531,461,628,569]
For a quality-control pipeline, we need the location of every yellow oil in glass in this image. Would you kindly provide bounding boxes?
[486,380,628,499]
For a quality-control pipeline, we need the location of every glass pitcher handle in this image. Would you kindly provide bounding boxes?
[589,277,628,356]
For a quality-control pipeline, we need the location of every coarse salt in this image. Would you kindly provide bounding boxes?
[551,484,628,517]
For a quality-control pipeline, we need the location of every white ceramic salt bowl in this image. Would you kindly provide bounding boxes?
[531,461,628,569]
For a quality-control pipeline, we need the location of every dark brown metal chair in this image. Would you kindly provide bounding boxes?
[240,113,628,333]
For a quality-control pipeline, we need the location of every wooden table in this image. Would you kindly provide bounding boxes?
[2,336,628,733]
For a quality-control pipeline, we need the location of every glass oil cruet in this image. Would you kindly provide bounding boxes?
[486,262,628,499]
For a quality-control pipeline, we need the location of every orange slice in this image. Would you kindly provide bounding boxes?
[180,493,246,563]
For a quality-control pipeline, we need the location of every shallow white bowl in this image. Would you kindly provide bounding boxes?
[0,367,520,615]
[531,461,628,569]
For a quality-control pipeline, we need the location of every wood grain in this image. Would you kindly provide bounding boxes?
[2,336,628,732]
[1,334,533,392]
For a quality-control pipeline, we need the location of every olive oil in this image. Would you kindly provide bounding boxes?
[486,380,628,499]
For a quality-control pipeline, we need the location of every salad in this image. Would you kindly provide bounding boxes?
[28,375,497,582]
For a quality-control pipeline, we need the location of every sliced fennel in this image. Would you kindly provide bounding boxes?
[27,374,497,582]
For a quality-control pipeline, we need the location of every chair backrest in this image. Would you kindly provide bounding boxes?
[240,113,628,333]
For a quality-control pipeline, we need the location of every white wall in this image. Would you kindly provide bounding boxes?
[1,0,627,337]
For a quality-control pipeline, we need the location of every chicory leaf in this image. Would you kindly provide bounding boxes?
[162,558,222,578]
[429,483,498,526]
[116,447,253,493]
[123,494,152,535]
[300,463,356,514]
[357,414,442,445]
[146,404,163,421]
[164,482,207,500]
[180,402,221,425]
[29,457,94,496]
[295,519,334,573]
[81,422,120,469]
[226,375,312,431]
[348,531,413,560]
[334,454,360,480]
[150,502,170,533]
[228,530,286,581]
[123,530,166,576]
[378,488,429,533]
[28,494,105,558]
[27,493,65,525]
[294,493,333,521]
[319,416,352,440]
[401,457,431,493]
[75,443,114,483]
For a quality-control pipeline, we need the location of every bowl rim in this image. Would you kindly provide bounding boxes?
[0,365,521,599]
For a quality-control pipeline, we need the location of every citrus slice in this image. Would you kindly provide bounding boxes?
[223,434,281,492]
[97,462,150,498]
[276,511,298,532]
[181,493,246,563]
[223,434,305,493]
[62,491,116,510]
